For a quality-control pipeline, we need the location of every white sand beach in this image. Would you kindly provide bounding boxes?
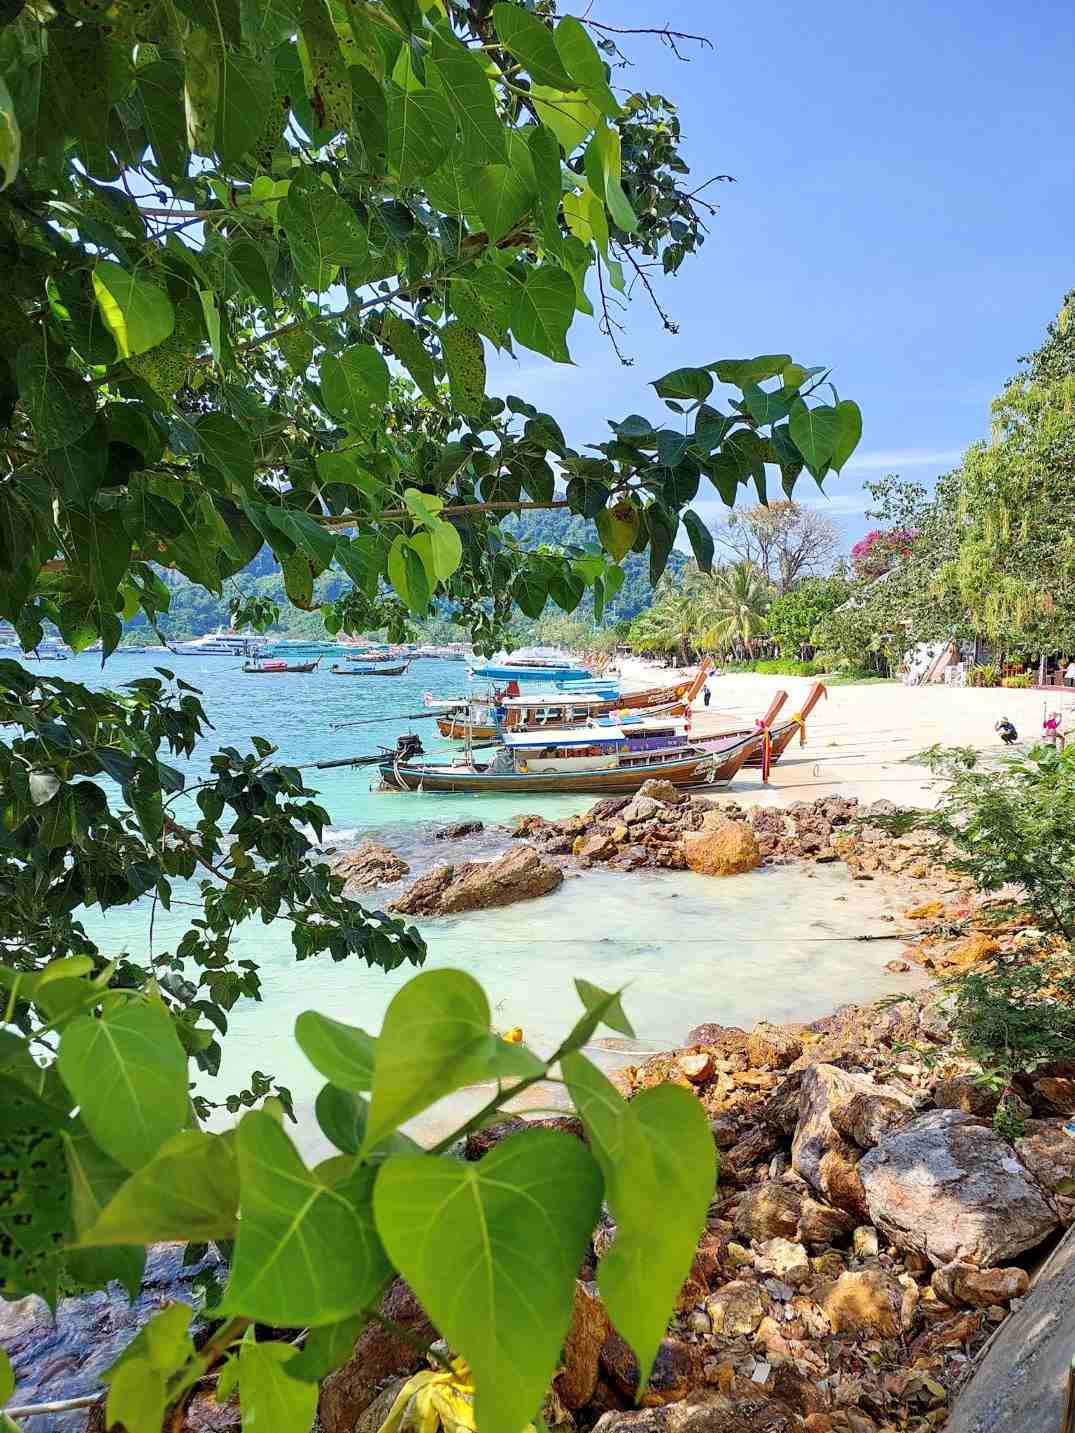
[621,662,1075,808]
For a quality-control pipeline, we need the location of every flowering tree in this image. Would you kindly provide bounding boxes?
[850,527,916,581]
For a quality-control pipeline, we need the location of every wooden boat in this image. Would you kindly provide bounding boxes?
[378,715,760,794]
[434,663,713,742]
[701,682,827,776]
[242,657,320,673]
[331,661,410,677]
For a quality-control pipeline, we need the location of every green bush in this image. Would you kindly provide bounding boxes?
[753,658,822,676]
[1002,673,1032,688]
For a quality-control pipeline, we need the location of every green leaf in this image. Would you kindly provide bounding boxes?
[788,398,840,478]
[830,399,863,472]
[549,563,585,613]
[57,999,188,1172]
[646,501,677,585]
[385,82,455,183]
[0,1346,13,1403]
[229,240,275,313]
[375,1130,603,1433]
[742,382,792,427]
[321,345,390,428]
[514,564,549,619]
[217,53,274,167]
[530,85,600,153]
[572,977,635,1040]
[224,1110,391,1325]
[470,163,533,244]
[440,322,485,416]
[262,506,337,570]
[492,3,574,88]
[380,312,438,402]
[428,520,462,581]
[652,366,712,402]
[595,500,639,562]
[554,17,620,117]
[680,509,715,572]
[138,61,188,182]
[288,1315,366,1382]
[281,171,370,292]
[510,265,575,363]
[282,550,314,608]
[80,1130,239,1245]
[430,38,506,165]
[386,535,431,614]
[295,1010,376,1090]
[363,969,544,1152]
[239,1338,319,1433]
[584,123,636,233]
[16,340,97,450]
[562,1057,714,1390]
[316,1085,368,1155]
[711,354,792,387]
[0,75,21,190]
[197,412,255,489]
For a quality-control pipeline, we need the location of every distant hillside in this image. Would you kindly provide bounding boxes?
[125,506,685,643]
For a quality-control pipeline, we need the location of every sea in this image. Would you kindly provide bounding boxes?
[48,650,920,1149]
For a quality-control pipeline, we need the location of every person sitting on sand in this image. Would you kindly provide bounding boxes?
[995,717,1018,745]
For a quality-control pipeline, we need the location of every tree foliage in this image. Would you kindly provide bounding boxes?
[765,574,850,657]
[716,499,841,595]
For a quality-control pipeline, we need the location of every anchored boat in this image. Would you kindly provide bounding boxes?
[242,657,320,674]
[703,682,828,775]
[377,715,760,794]
[331,661,411,677]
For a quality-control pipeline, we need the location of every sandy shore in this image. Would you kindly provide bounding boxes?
[619,660,1074,808]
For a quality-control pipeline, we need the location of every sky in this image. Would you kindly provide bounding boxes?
[488,0,1075,551]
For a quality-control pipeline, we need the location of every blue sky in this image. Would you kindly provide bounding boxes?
[489,0,1075,550]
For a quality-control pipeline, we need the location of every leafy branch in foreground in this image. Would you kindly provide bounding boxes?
[1,967,716,1433]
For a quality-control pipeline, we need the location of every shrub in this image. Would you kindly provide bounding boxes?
[753,658,821,676]
[1002,673,1032,687]
[970,663,1000,687]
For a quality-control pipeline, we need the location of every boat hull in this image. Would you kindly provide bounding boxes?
[437,717,497,740]
[331,662,410,676]
[378,733,759,794]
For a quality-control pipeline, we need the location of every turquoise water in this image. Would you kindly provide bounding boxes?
[53,650,920,1152]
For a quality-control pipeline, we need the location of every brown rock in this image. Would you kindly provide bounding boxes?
[821,1269,902,1338]
[576,832,616,861]
[909,1308,982,1357]
[793,1066,912,1213]
[332,839,410,891]
[722,1126,778,1180]
[905,899,946,919]
[735,1182,802,1241]
[884,959,911,974]
[464,1115,527,1159]
[556,1280,611,1409]
[677,1052,716,1085]
[591,1398,796,1433]
[684,1023,751,1063]
[798,1197,857,1249]
[708,1116,740,1149]
[390,844,562,915]
[931,1262,1029,1307]
[1014,1119,1075,1196]
[747,1022,804,1070]
[637,778,686,805]
[1032,1077,1075,1115]
[858,1109,1059,1267]
[320,1280,436,1433]
[932,1074,999,1118]
[682,820,762,877]
[761,1072,805,1137]
[435,819,484,840]
[601,1334,699,1404]
[755,1236,810,1287]
[831,1089,915,1150]
[817,1144,869,1219]
[587,796,633,823]
[706,1280,768,1335]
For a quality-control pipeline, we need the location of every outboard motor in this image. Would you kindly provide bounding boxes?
[395,732,424,760]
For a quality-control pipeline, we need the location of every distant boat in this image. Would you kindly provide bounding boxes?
[331,661,410,677]
[379,716,760,794]
[469,646,593,683]
[172,629,262,657]
[242,657,320,674]
[261,637,347,659]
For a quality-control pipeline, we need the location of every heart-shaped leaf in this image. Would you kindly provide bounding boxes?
[295,1011,377,1090]
[374,1129,603,1433]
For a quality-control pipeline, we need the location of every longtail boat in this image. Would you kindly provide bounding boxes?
[377,714,760,794]
[701,682,827,777]
[434,663,712,741]
[242,657,320,673]
[331,660,410,677]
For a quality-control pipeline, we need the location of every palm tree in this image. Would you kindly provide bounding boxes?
[691,562,772,658]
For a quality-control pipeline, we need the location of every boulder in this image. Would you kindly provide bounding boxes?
[623,794,667,824]
[389,844,562,915]
[556,1280,611,1409]
[705,1280,768,1335]
[575,833,616,861]
[683,1023,751,1063]
[601,1333,699,1404]
[933,1073,999,1118]
[746,1022,803,1070]
[858,1109,1060,1267]
[831,1089,915,1150]
[677,1052,715,1085]
[761,1072,805,1137]
[1031,1076,1075,1115]
[587,796,632,823]
[682,820,761,877]
[932,1262,1030,1307]
[435,819,484,840]
[332,839,410,891]
[792,1065,913,1202]
[1014,1119,1075,1198]
[821,1269,902,1338]
[798,1197,857,1250]
[735,1182,802,1242]
[320,1280,436,1433]
[636,778,685,805]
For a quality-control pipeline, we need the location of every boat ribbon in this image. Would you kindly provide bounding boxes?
[761,727,772,783]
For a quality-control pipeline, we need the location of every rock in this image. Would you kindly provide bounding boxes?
[755,1237,810,1288]
[910,1308,983,1356]
[320,1279,436,1433]
[709,1115,740,1149]
[940,933,1000,970]
[682,820,762,877]
[435,819,484,840]
[332,839,410,891]
[601,1333,699,1404]
[389,844,562,915]
[636,778,685,805]
[684,1023,751,1062]
[933,1074,999,1118]
[884,959,911,973]
[722,1126,778,1180]
[746,1022,803,1070]
[677,1052,715,1085]
[858,1109,1060,1267]
[575,832,616,861]
[762,1072,805,1137]
[556,1280,611,1409]
[1032,1077,1075,1115]
[1015,1120,1075,1198]
[465,1115,527,1159]
[821,1269,902,1338]
[830,1089,915,1151]
[735,1182,802,1242]
[792,1065,912,1207]
[591,1397,796,1433]
[706,1280,768,1335]
[798,1197,857,1249]
[587,796,633,823]
[905,899,946,919]
[932,1262,1030,1307]
[610,843,650,871]
[852,1226,879,1259]
[623,794,667,824]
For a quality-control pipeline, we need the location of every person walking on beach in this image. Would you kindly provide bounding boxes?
[702,683,712,708]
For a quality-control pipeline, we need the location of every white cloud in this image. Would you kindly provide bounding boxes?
[842,447,964,473]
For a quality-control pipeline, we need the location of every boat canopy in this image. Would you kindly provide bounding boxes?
[503,726,628,746]
[502,692,608,708]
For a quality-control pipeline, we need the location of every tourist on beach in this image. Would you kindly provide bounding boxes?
[1065,659,1075,687]
[702,684,712,708]
[995,717,1018,745]
[1043,711,1063,748]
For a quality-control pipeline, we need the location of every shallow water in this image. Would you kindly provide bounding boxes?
[56,651,920,1151]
